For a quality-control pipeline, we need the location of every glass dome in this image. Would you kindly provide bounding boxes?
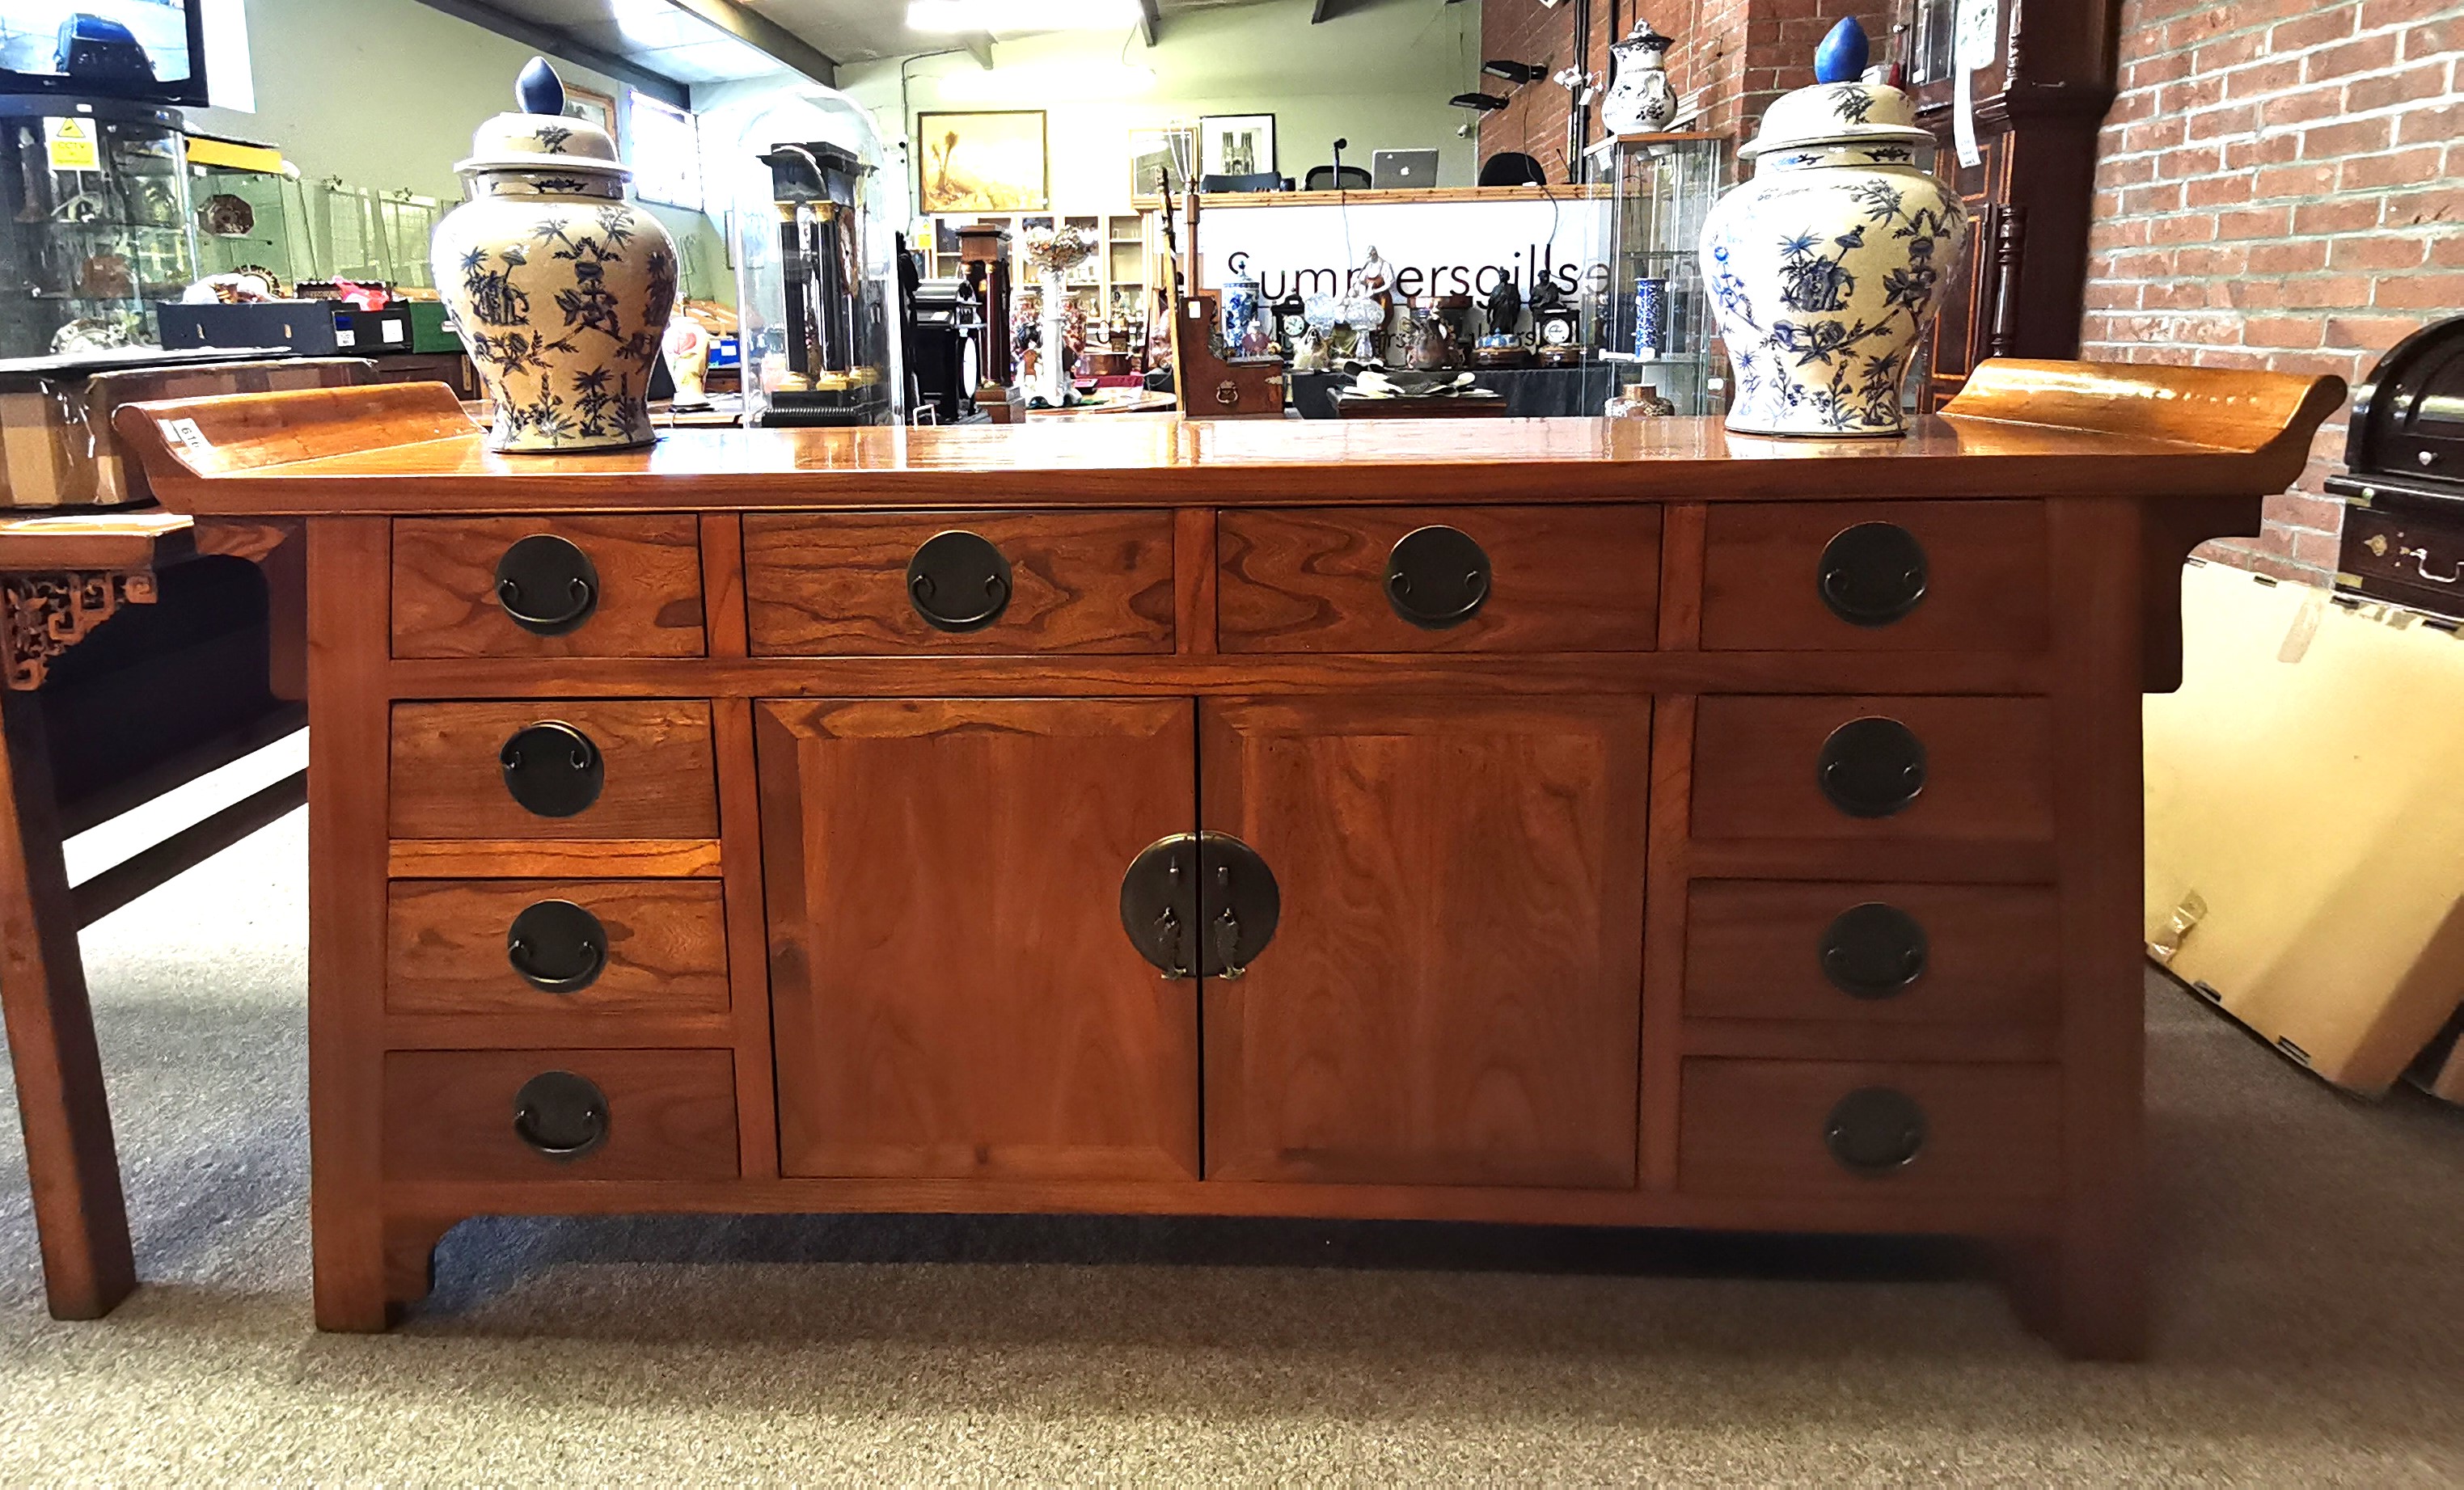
[720,83,905,427]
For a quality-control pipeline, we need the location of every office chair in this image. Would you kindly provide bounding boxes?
[1478,151,1548,187]
[1199,172,1289,193]
[1305,164,1373,192]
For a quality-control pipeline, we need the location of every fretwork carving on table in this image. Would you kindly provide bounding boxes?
[3,571,160,691]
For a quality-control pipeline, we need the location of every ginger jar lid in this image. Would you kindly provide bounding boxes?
[1738,19,1931,159]
[455,57,629,179]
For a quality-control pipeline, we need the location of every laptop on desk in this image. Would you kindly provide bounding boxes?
[1371,149,1441,190]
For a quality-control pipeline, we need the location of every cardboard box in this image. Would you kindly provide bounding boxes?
[2145,559,2464,1095]
[0,355,373,508]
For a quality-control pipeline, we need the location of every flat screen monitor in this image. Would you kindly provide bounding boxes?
[0,2,209,106]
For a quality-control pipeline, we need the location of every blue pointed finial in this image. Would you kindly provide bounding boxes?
[516,56,565,116]
[1814,17,1870,83]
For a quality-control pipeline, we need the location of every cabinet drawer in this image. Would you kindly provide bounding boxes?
[387,880,729,1017]
[1691,696,2053,841]
[1685,882,2059,1024]
[1700,501,2046,652]
[744,511,1175,654]
[382,1049,738,1181]
[392,517,705,658]
[1679,1058,2059,1199]
[389,701,717,840]
[1218,505,1660,652]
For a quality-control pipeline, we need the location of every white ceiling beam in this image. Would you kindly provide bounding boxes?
[659,0,840,85]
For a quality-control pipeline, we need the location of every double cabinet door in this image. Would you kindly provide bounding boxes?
[754,695,1650,1190]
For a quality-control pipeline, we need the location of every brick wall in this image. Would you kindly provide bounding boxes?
[2081,0,2464,585]
[1477,0,1890,172]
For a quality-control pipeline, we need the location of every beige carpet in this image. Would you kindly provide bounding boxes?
[5,760,2464,1481]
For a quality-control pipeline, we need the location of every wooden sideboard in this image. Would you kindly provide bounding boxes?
[116,364,2340,1356]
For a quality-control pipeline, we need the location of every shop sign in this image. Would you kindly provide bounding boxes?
[1197,196,1614,303]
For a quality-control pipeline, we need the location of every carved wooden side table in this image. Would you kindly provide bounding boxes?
[0,511,305,1319]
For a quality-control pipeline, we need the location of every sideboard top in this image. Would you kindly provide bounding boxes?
[116,359,2345,516]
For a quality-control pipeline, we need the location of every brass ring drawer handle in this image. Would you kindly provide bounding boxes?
[1816,717,1927,819]
[1385,524,1492,630]
[907,530,1013,632]
[512,1070,609,1160]
[494,534,601,635]
[1818,521,1928,627]
[1819,901,1930,999]
[1824,1086,1927,1175]
[498,721,605,818]
[505,899,608,994]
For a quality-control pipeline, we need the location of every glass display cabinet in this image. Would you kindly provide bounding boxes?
[1591,130,1727,415]
[0,98,197,357]
[187,137,312,289]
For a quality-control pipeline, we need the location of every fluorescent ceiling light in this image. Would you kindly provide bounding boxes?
[908,0,1145,32]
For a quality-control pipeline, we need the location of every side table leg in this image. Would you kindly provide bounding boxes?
[0,684,135,1319]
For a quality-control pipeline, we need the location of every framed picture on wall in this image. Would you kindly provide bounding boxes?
[564,83,619,152]
[1198,114,1276,180]
[918,110,1049,213]
[1128,125,1194,198]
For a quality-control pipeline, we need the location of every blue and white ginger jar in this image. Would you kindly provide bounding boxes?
[1698,26,1967,437]
[433,57,678,453]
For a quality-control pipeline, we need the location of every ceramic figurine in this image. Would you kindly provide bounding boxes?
[433,57,678,453]
[1601,19,1678,137]
[1697,17,1967,437]
[662,315,711,408]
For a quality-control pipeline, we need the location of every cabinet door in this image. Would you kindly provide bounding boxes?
[1200,698,1650,1188]
[757,699,1198,1180]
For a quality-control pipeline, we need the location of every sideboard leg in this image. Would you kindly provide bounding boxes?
[305,518,395,1336]
[0,684,137,1320]
[384,1214,463,1311]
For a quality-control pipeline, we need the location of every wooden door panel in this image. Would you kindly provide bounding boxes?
[1201,697,1650,1188]
[758,698,1199,1180]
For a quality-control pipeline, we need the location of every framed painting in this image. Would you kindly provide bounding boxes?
[1198,114,1276,179]
[918,110,1049,214]
[1128,125,1194,198]
[564,83,619,153]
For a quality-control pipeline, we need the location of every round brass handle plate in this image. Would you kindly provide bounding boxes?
[907,530,1013,632]
[1818,521,1928,628]
[1385,525,1493,630]
[513,1070,610,1160]
[1824,1086,1927,1175]
[498,721,605,819]
[1816,716,1927,819]
[493,534,601,636]
[1819,901,1929,1000]
[506,898,609,994]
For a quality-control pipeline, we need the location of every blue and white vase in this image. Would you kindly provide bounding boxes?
[433,57,678,453]
[1697,19,1967,437]
[1633,276,1668,359]
[1601,20,1678,137]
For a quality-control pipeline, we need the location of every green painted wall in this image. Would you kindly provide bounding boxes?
[183,0,729,302]
[833,0,1488,212]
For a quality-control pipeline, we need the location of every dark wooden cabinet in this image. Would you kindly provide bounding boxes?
[1198,697,1651,1188]
[1900,0,2122,407]
[756,697,1200,1181]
